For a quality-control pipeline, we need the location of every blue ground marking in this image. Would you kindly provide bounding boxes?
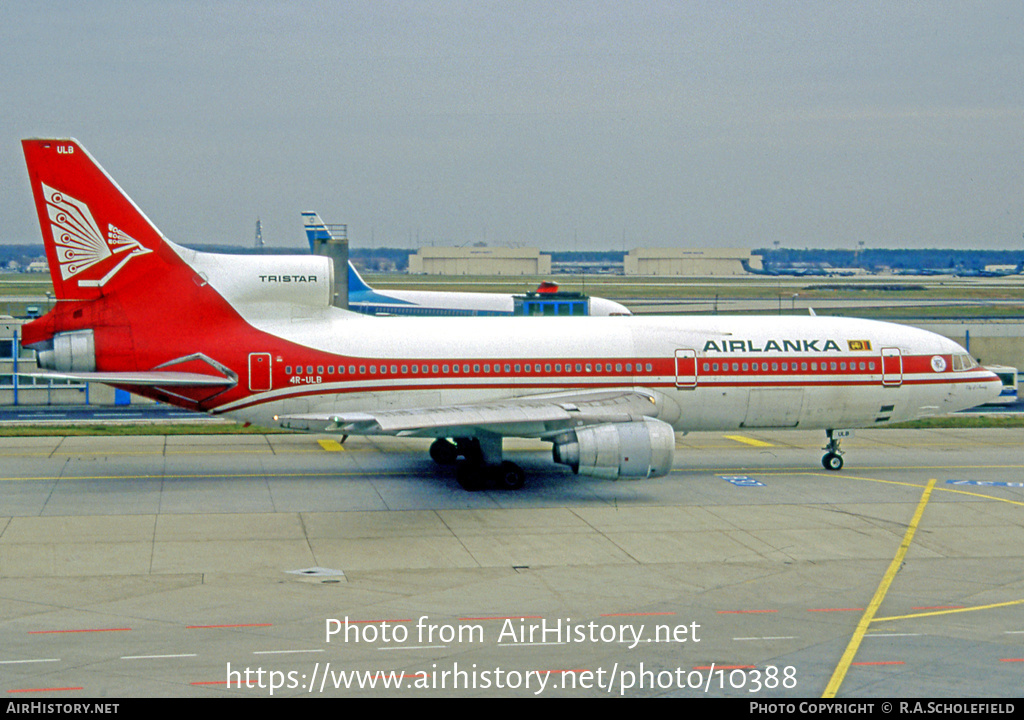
[720,475,766,487]
[947,480,1024,488]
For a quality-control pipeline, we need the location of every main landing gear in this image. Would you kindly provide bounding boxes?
[822,429,845,471]
[430,436,526,491]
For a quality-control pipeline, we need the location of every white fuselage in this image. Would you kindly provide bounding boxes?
[213,308,1000,435]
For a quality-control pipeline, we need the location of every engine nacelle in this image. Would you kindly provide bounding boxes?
[178,250,334,309]
[552,419,675,479]
[35,329,96,372]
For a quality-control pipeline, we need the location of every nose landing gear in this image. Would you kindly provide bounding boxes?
[822,429,847,471]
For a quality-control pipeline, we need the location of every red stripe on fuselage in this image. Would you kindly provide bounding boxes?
[214,369,992,416]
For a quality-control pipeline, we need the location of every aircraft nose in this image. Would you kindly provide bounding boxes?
[979,367,1005,403]
[592,298,632,316]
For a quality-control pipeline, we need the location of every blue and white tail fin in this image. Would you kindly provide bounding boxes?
[302,210,372,294]
[347,260,372,294]
[301,211,331,254]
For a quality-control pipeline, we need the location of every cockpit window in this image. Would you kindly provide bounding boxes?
[952,354,978,371]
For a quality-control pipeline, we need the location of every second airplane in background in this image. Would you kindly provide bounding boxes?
[302,211,632,317]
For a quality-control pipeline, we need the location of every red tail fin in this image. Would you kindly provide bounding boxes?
[22,139,174,301]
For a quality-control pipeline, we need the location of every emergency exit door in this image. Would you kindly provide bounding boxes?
[675,349,697,388]
[249,353,272,391]
[881,347,902,387]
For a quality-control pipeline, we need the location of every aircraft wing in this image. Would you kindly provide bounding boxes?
[276,387,665,438]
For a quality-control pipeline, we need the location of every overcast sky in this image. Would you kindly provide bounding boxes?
[2,1,1022,252]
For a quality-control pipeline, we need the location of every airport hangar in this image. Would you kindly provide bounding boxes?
[406,247,762,277]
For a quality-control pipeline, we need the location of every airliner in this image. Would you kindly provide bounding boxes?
[20,139,1001,490]
[301,211,631,317]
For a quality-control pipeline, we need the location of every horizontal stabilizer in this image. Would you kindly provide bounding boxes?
[26,371,237,387]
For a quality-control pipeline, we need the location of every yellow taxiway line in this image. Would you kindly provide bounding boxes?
[822,478,936,698]
[723,435,776,447]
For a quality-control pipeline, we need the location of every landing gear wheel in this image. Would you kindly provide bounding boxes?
[456,437,483,465]
[455,461,486,491]
[430,438,458,465]
[822,452,844,471]
[493,461,526,490]
[821,429,846,471]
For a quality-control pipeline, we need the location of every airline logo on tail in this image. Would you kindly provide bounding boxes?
[42,182,151,287]
[301,211,331,253]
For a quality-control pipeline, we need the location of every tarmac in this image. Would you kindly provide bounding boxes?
[0,428,1022,697]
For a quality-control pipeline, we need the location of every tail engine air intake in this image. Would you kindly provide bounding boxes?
[35,329,96,372]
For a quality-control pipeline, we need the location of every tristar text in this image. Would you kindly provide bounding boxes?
[259,275,318,283]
